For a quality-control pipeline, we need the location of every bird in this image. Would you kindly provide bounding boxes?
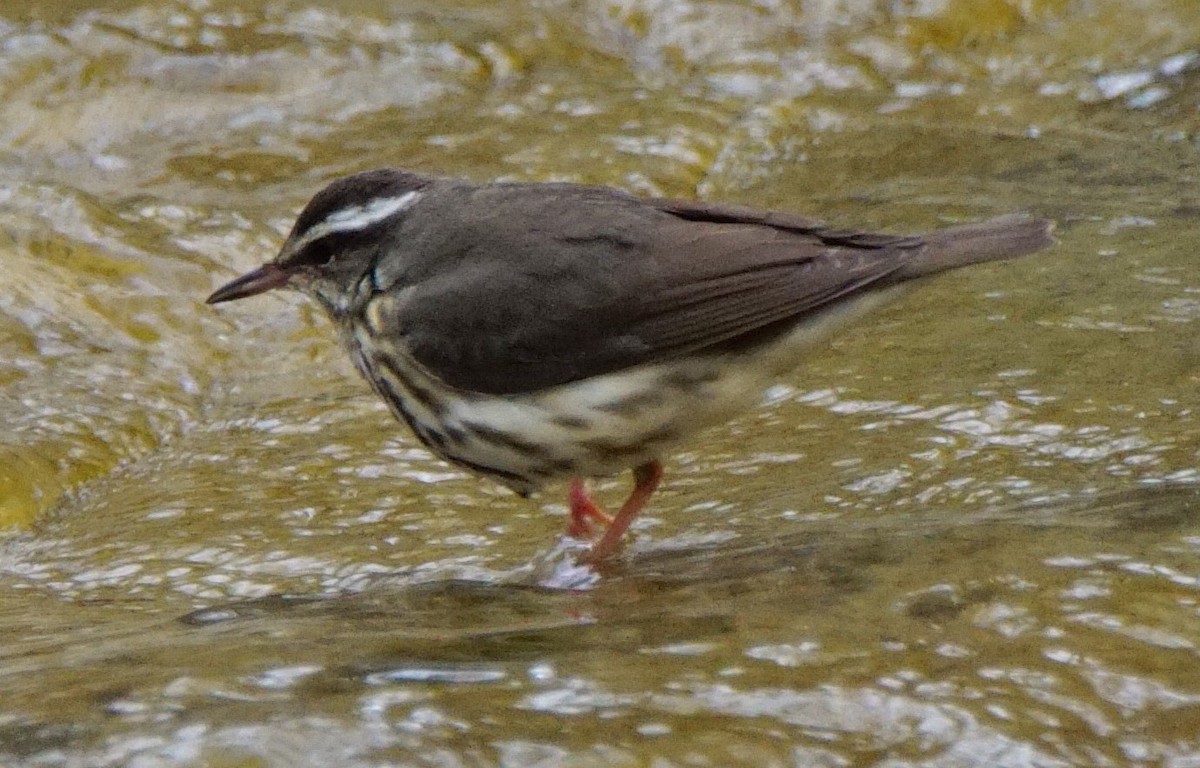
[206,168,1053,564]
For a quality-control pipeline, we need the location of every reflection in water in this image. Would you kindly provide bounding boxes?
[7,485,1200,764]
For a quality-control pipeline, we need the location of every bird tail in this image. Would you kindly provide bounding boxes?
[894,214,1055,281]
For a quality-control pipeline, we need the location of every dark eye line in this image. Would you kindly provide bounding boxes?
[287,223,388,269]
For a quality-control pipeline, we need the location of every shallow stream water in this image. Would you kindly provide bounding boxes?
[2,1,1200,765]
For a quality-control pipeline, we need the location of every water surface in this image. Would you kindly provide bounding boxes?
[2,1,1199,765]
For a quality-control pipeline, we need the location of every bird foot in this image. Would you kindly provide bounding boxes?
[568,461,664,565]
[567,478,612,538]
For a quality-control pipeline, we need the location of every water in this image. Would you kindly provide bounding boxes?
[1,0,1199,765]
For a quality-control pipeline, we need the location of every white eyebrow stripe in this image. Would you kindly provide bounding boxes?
[287,190,422,255]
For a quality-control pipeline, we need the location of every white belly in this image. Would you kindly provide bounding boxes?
[348,287,904,492]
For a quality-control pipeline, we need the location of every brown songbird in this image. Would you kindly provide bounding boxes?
[208,169,1053,563]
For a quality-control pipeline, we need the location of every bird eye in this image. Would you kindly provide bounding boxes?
[284,226,384,271]
[284,236,337,269]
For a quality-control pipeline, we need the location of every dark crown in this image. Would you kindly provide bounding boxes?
[277,168,433,268]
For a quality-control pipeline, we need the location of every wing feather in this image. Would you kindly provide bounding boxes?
[390,184,918,394]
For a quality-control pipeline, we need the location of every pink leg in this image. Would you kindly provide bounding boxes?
[579,460,664,564]
[567,478,612,538]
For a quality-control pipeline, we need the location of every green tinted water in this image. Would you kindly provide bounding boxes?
[2,1,1199,765]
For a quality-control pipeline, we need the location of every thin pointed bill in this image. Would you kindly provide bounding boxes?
[206,264,290,304]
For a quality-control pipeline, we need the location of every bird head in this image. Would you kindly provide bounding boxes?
[206,168,431,316]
